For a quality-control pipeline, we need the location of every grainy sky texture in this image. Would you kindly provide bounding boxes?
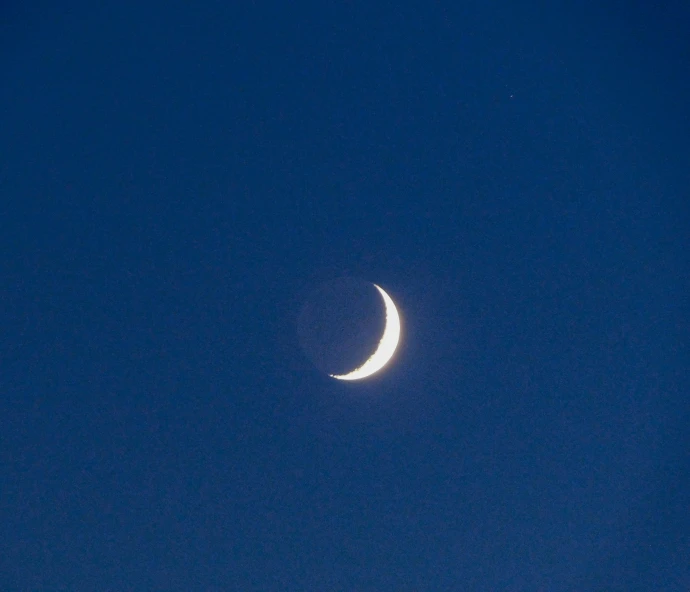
[1,2,688,590]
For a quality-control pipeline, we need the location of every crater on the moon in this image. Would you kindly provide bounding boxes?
[297,277,386,377]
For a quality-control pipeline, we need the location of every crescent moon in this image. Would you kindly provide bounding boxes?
[330,284,401,381]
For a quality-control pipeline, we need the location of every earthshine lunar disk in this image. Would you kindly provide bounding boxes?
[330,284,401,381]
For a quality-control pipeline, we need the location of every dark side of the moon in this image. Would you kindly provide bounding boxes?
[297,278,386,378]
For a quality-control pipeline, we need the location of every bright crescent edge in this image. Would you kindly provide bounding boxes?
[330,284,401,381]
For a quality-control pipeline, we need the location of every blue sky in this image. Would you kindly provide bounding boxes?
[1,2,688,590]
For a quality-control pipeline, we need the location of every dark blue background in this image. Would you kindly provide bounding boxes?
[2,2,688,589]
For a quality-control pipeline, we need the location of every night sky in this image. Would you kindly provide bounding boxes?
[2,2,688,590]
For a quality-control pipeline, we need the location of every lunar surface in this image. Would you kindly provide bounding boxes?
[329,284,400,380]
[297,278,401,380]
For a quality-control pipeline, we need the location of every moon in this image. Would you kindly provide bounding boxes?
[329,284,401,381]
